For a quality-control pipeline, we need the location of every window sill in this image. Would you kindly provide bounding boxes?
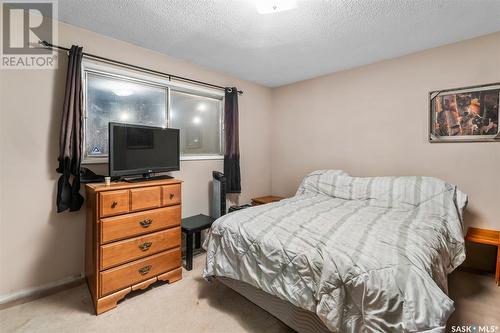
[180,155,224,161]
[82,155,224,165]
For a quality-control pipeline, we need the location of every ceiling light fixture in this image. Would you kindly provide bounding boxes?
[256,0,297,14]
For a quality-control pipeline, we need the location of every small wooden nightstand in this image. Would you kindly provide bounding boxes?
[465,227,500,286]
[251,195,285,206]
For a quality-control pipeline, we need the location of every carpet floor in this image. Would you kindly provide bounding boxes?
[0,254,498,333]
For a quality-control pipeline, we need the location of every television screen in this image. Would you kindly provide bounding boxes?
[109,123,180,177]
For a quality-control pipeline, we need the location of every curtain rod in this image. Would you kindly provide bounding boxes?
[39,40,243,95]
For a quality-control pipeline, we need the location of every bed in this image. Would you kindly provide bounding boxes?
[203,170,468,332]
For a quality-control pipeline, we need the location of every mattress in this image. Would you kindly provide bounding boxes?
[204,170,467,332]
[219,276,331,333]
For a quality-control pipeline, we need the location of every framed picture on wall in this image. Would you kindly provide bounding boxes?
[429,82,500,142]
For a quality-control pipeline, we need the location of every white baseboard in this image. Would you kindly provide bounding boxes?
[0,273,85,307]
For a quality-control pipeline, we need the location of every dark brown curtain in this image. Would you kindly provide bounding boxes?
[56,45,84,212]
[224,87,241,193]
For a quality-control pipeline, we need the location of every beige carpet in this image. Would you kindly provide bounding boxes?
[447,269,500,331]
[1,254,498,333]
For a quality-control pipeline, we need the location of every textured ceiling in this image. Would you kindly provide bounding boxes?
[58,0,500,87]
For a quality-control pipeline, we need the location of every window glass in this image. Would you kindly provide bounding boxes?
[85,73,166,159]
[170,90,223,156]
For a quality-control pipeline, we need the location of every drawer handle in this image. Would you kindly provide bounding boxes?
[138,242,152,251]
[139,219,153,228]
[111,201,118,208]
[169,193,175,200]
[138,265,152,275]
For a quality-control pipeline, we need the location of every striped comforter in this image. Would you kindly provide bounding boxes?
[203,170,467,332]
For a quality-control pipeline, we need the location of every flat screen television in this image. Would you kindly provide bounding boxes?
[109,122,180,182]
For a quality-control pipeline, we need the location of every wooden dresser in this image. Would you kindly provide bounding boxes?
[85,179,183,314]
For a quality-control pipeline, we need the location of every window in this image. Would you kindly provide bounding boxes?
[85,74,166,158]
[82,61,224,163]
[170,91,222,157]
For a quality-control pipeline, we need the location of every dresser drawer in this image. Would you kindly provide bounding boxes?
[100,206,181,244]
[100,249,181,296]
[130,186,161,212]
[100,227,181,270]
[99,190,130,217]
[162,184,181,206]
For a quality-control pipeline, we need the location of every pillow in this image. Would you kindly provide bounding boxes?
[296,170,468,270]
[296,170,467,217]
[295,169,349,197]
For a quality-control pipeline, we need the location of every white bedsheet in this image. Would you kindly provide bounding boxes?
[203,170,467,332]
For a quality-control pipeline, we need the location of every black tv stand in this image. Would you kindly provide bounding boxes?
[122,174,173,183]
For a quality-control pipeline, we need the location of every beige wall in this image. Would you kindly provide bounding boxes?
[271,32,500,230]
[0,20,272,298]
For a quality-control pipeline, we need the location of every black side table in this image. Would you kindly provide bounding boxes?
[181,214,215,271]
